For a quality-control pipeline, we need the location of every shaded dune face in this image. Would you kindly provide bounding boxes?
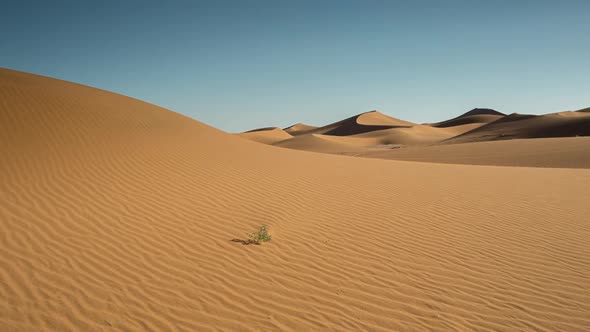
[445,111,590,144]
[302,111,415,136]
[430,108,506,128]
[2,68,590,331]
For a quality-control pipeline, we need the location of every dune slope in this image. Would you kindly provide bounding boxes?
[275,123,488,154]
[283,123,317,136]
[352,123,483,146]
[274,133,372,154]
[444,111,590,144]
[431,108,505,128]
[238,127,293,145]
[1,68,590,331]
[304,110,415,136]
[359,137,590,168]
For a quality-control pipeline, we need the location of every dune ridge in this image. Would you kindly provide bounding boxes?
[2,68,590,331]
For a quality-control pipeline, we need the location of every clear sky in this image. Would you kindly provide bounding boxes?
[2,1,589,132]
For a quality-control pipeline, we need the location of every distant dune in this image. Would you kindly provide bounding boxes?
[351,123,482,146]
[245,106,590,168]
[238,127,293,145]
[444,110,590,144]
[430,108,506,128]
[274,133,371,153]
[2,68,590,331]
[274,124,481,154]
[300,110,414,136]
[283,123,317,136]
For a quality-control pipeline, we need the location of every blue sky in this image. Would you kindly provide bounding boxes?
[2,1,589,132]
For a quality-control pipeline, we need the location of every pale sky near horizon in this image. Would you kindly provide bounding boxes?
[2,1,589,132]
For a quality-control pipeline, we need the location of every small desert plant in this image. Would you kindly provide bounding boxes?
[248,225,272,245]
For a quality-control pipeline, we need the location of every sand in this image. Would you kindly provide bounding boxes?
[293,111,414,137]
[444,111,590,144]
[252,107,590,169]
[283,123,318,136]
[360,137,590,168]
[238,127,293,145]
[2,68,590,331]
[430,108,506,128]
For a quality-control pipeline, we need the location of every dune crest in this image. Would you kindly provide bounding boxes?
[356,110,416,127]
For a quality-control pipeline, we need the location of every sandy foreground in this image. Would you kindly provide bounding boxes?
[1,68,590,331]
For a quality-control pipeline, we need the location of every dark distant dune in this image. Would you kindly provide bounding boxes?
[444,110,590,144]
[431,108,506,128]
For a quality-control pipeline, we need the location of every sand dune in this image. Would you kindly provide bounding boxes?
[274,123,488,155]
[2,68,590,331]
[302,110,415,136]
[355,110,416,127]
[283,123,317,136]
[275,111,430,151]
[430,108,505,128]
[352,123,483,146]
[271,108,590,166]
[445,110,590,144]
[238,127,293,145]
[275,125,474,154]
